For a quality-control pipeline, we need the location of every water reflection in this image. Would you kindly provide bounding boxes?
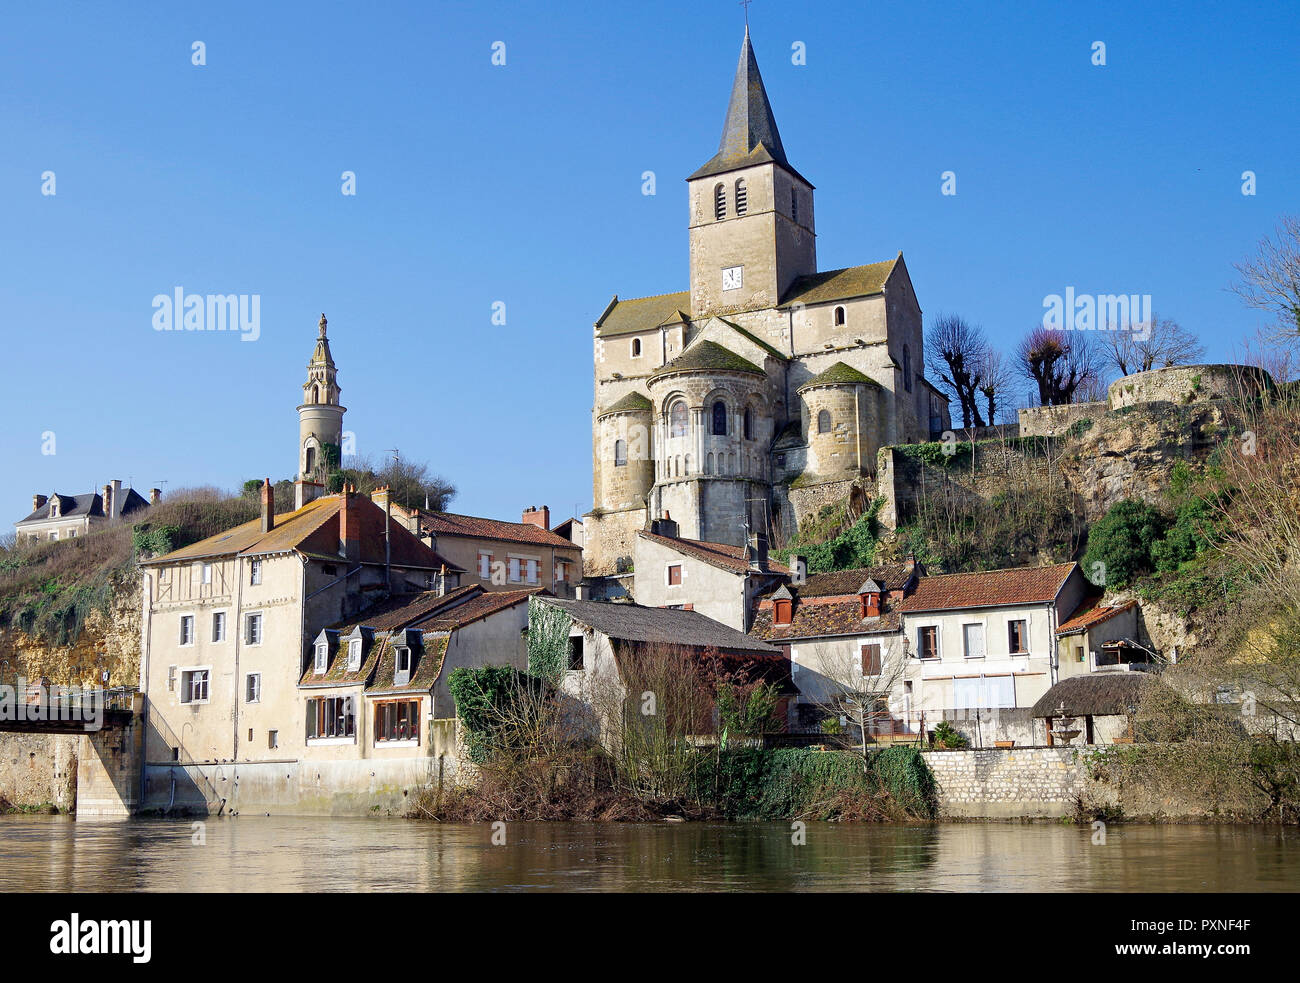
[0,816,1295,892]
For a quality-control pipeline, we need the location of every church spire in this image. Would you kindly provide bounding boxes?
[690,27,792,180]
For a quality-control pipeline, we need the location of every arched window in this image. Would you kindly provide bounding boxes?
[834,306,846,327]
[743,407,753,440]
[311,384,320,404]
[304,445,317,475]
[614,439,627,467]
[903,344,913,392]
[631,338,641,358]
[734,178,748,215]
[817,410,832,433]
[711,400,728,436]
[706,453,714,475]
[669,401,689,438]
[714,183,727,220]
[791,188,798,223]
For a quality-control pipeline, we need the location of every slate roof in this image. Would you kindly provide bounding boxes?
[299,627,382,689]
[595,291,691,338]
[649,341,764,379]
[896,563,1078,613]
[780,259,898,308]
[637,531,790,575]
[414,509,577,550]
[798,362,882,391]
[688,27,810,187]
[598,391,654,418]
[143,493,458,571]
[1056,599,1138,636]
[1031,673,1155,718]
[16,488,151,525]
[367,633,451,697]
[538,597,779,655]
[750,600,901,642]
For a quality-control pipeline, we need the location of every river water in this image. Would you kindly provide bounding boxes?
[0,815,1296,891]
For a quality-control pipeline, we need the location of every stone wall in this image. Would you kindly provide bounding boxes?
[924,746,1088,818]
[1107,364,1270,410]
[1018,401,1106,438]
[0,733,78,811]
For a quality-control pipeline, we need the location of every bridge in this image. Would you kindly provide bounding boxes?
[0,686,136,734]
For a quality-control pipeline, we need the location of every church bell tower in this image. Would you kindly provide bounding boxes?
[295,313,345,509]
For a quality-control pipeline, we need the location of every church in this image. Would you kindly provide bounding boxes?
[585,29,951,577]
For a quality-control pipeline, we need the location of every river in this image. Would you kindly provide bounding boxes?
[0,815,1296,891]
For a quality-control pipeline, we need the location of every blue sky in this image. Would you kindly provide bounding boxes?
[2,0,1297,527]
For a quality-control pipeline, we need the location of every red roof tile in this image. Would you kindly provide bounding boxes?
[1056,599,1137,636]
[896,563,1078,613]
[637,531,790,575]
[409,508,578,549]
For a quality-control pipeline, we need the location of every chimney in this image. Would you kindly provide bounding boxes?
[650,511,679,539]
[339,484,360,561]
[260,478,275,533]
[294,478,323,510]
[32,494,47,512]
[438,564,447,597]
[371,486,392,512]
[110,479,122,520]
[788,553,807,586]
[149,488,161,506]
[521,505,550,530]
[747,531,769,572]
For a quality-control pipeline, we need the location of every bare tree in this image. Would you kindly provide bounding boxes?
[1232,214,1300,350]
[794,636,912,758]
[1102,312,1206,376]
[1016,326,1104,406]
[926,314,989,428]
[974,349,1014,425]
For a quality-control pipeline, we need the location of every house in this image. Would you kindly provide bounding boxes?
[298,584,544,758]
[633,515,789,630]
[1031,673,1158,746]
[1054,598,1157,677]
[138,482,462,766]
[551,517,584,549]
[749,562,920,736]
[15,481,157,543]
[534,596,792,743]
[385,498,583,598]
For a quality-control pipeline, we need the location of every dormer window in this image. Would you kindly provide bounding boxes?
[714,183,727,220]
[395,646,412,685]
[774,598,793,626]
[314,642,328,674]
[49,499,60,518]
[347,638,362,671]
[734,178,748,215]
[861,592,881,618]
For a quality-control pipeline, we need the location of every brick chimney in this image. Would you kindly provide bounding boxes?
[521,505,550,530]
[338,484,360,561]
[371,486,392,512]
[32,494,47,512]
[102,483,113,519]
[149,488,161,506]
[259,478,274,533]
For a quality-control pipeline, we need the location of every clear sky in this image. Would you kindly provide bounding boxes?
[2,0,1297,527]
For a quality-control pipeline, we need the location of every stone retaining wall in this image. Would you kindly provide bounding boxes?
[923,747,1088,818]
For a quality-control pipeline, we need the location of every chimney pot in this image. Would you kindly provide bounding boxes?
[521,505,550,529]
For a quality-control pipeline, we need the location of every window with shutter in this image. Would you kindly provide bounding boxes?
[861,644,881,676]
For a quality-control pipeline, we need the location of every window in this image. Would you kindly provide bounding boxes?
[347,638,362,671]
[268,730,279,749]
[834,306,846,327]
[817,409,832,433]
[963,623,985,659]
[321,564,337,576]
[774,598,793,626]
[1075,644,1085,664]
[917,626,938,660]
[554,560,568,583]
[304,445,317,475]
[478,551,492,579]
[1008,620,1028,654]
[180,669,209,704]
[903,345,913,392]
[179,616,194,646]
[306,696,356,740]
[631,338,642,357]
[775,453,786,468]
[49,532,58,541]
[669,401,689,438]
[508,557,521,582]
[667,564,682,586]
[791,187,798,223]
[245,612,263,645]
[954,675,1015,710]
[743,407,753,441]
[525,559,539,584]
[713,182,726,220]
[314,642,328,674]
[245,673,261,703]
[614,439,627,467]
[394,646,412,685]
[374,700,420,743]
[734,178,748,215]
[249,559,262,585]
[711,400,728,436]
[212,612,226,643]
[199,563,212,585]
[167,665,177,692]
[67,529,76,538]
[567,636,584,671]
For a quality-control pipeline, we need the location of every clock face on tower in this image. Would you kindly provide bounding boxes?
[721,266,743,291]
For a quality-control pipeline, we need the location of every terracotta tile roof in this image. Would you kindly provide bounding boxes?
[331,585,480,634]
[412,508,577,550]
[896,562,1078,613]
[299,628,383,689]
[1056,599,1138,636]
[637,531,790,575]
[145,493,460,572]
[367,633,451,697]
[784,563,916,598]
[420,587,546,630]
[750,597,901,642]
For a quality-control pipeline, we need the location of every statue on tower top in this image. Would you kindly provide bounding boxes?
[319,313,328,338]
